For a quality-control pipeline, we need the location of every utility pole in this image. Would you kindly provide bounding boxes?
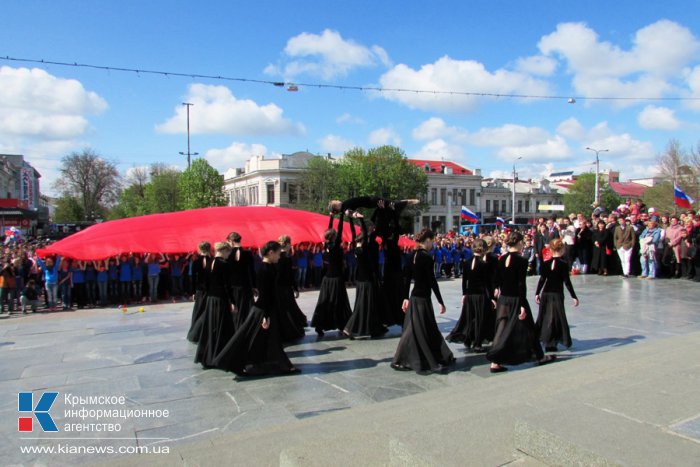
[585,147,609,205]
[512,156,522,224]
[179,102,198,169]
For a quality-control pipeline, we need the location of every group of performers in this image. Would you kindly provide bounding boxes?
[186,197,579,377]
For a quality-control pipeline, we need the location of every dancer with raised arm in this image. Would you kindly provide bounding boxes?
[391,229,455,374]
[535,238,579,351]
[487,231,556,373]
[311,210,352,337]
[344,212,388,339]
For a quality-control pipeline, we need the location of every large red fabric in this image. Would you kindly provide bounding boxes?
[38,206,418,260]
[37,206,356,260]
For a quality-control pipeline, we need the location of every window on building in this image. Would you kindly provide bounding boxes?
[501,200,506,212]
[453,216,459,228]
[518,200,523,213]
[452,189,458,206]
[486,200,491,212]
[288,184,297,204]
[469,189,475,205]
[439,216,446,231]
[266,183,275,205]
[431,188,437,205]
[282,182,287,193]
[525,200,530,212]
[440,188,447,206]
[536,201,540,213]
[422,216,430,228]
[249,186,258,205]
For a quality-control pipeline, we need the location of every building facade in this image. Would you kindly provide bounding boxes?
[0,154,48,234]
[480,178,565,224]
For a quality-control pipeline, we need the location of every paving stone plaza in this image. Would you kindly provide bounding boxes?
[1,274,699,465]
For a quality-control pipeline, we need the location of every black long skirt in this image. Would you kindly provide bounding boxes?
[536,292,572,348]
[213,305,294,375]
[591,246,607,271]
[186,289,207,343]
[231,286,253,331]
[446,290,494,347]
[392,296,454,373]
[311,276,352,331]
[486,295,544,365]
[194,296,235,367]
[344,280,387,338]
[277,285,307,341]
[381,269,405,327]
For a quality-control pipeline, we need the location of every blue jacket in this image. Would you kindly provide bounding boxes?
[37,257,61,284]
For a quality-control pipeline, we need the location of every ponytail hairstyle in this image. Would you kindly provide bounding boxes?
[505,231,524,247]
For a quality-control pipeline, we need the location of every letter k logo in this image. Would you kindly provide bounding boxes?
[18,392,59,432]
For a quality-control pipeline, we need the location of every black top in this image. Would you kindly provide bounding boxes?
[592,228,609,248]
[191,255,211,292]
[323,212,345,278]
[403,248,444,305]
[494,252,528,302]
[207,257,235,301]
[277,252,297,291]
[229,247,256,288]
[351,217,378,283]
[462,255,494,296]
[254,262,278,318]
[535,258,578,299]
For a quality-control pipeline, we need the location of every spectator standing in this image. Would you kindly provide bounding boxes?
[614,216,635,278]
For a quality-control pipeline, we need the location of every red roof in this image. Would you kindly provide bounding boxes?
[609,182,649,198]
[408,159,473,175]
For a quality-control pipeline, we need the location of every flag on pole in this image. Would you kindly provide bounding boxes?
[674,183,695,209]
[495,217,505,226]
[460,206,479,223]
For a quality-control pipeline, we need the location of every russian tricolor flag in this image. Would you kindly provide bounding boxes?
[674,183,695,209]
[461,206,479,223]
[496,217,505,226]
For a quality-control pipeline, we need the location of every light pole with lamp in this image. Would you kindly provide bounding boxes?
[585,147,608,205]
[179,102,198,169]
[512,156,522,224]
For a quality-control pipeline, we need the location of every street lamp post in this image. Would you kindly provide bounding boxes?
[586,147,609,205]
[179,102,199,169]
[512,156,522,224]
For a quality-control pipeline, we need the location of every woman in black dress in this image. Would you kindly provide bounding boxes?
[391,229,455,374]
[487,231,555,373]
[535,239,579,351]
[276,235,307,341]
[226,232,256,330]
[194,242,235,368]
[214,241,298,376]
[591,220,609,275]
[311,211,352,337]
[186,241,212,343]
[344,212,388,339]
[446,238,495,352]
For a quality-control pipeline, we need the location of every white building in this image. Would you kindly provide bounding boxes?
[481,178,565,224]
[407,160,482,233]
[222,151,319,207]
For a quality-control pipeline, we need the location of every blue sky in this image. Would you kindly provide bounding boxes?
[2,1,700,195]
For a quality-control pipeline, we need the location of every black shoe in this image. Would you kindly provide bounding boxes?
[315,328,324,337]
[390,363,411,371]
[537,355,557,366]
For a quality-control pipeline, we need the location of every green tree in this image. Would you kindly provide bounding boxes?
[642,181,676,214]
[53,195,85,223]
[298,146,428,215]
[178,158,227,210]
[563,173,621,215]
[145,167,181,213]
[54,148,120,220]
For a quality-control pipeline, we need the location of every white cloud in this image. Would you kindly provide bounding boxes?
[378,56,552,112]
[686,65,700,110]
[469,124,552,148]
[318,134,354,154]
[514,55,558,76]
[411,139,465,161]
[336,113,365,125]
[412,117,465,141]
[538,20,700,103]
[0,66,108,194]
[638,105,681,130]
[156,84,303,136]
[556,118,586,140]
[265,29,391,80]
[368,128,401,147]
[205,142,271,172]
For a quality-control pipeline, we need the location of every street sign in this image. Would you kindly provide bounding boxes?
[538,204,565,211]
